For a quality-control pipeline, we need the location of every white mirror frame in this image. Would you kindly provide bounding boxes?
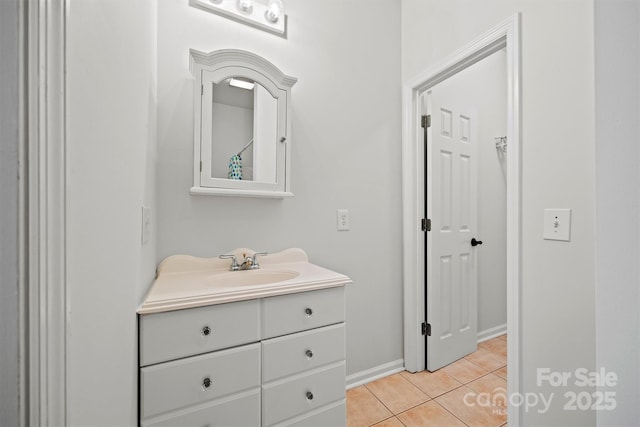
[189,49,297,198]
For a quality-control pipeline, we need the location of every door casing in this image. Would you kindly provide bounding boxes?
[401,13,521,427]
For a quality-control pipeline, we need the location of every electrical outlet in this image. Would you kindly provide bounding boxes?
[543,208,571,241]
[337,209,350,231]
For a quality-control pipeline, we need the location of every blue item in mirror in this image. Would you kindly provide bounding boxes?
[228,154,243,180]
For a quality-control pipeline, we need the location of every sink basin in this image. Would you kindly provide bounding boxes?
[206,270,299,287]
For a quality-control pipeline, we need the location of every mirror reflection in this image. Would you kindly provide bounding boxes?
[210,79,278,184]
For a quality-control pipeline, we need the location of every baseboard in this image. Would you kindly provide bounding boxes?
[344,326,505,390]
[477,323,507,343]
[346,359,405,390]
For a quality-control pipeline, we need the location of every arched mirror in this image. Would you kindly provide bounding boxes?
[189,49,297,198]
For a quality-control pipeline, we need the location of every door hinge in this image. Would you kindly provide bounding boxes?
[421,322,431,336]
[421,218,431,232]
[200,161,202,172]
[201,84,204,96]
[421,114,431,128]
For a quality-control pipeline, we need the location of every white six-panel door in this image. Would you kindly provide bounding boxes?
[424,89,479,371]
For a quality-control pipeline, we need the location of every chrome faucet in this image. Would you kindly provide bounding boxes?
[219,254,240,271]
[220,252,267,271]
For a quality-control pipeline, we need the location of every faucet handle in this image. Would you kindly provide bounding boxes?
[219,254,239,271]
[251,252,268,269]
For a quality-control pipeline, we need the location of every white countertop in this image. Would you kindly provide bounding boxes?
[138,248,352,314]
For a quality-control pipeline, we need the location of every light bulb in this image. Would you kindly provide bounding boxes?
[265,0,284,23]
[237,0,253,13]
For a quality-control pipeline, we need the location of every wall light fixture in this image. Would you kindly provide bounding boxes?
[228,78,255,90]
[190,0,287,37]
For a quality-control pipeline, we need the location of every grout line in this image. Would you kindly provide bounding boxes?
[433,386,473,427]
[362,383,400,424]
[363,374,432,418]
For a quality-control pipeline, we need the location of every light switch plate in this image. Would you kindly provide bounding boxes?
[543,208,571,241]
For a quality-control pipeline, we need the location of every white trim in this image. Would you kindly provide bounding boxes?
[26,0,68,425]
[345,359,405,390]
[477,323,508,343]
[401,13,521,426]
[190,186,293,199]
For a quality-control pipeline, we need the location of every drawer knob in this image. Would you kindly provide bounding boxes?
[305,349,314,358]
[306,391,314,401]
[202,377,212,390]
[202,326,211,336]
[304,307,313,316]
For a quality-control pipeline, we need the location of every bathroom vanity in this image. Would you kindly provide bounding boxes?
[137,248,351,426]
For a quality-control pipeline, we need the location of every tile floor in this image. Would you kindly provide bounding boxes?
[347,335,507,427]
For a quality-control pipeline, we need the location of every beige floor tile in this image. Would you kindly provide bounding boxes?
[347,385,393,427]
[436,386,507,427]
[467,373,508,410]
[494,365,507,380]
[372,416,404,427]
[365,373,430,414]
[497,334,507,342]
[479,337,507,359]
[465,347,506,371]
[441,357,489,384]
[397,401,467,427]
[400,370,462,398]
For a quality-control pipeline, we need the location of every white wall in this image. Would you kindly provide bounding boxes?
[431,51,508,338]
[66,1,157,424]
[156,0,402,378]
[595,1,640,425]
[402,1,596,425]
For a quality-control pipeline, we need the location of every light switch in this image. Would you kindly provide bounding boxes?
[543,208,571,241]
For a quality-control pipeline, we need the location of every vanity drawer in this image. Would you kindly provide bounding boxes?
[262,323,345,382]
[139,299,259,366]
[275,400,346,427]
[141,343,260,419]
[262,362,346,426]
[262,287,345,338]
[142,389,260,427]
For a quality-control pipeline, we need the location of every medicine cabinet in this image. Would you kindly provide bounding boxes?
[189,49,297,198]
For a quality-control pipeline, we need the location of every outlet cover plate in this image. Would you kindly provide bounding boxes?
[337,209,350,231]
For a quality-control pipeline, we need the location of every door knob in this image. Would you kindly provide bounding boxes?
[471,238,483,247]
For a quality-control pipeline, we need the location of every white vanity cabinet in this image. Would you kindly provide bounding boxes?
[138,286,346,427]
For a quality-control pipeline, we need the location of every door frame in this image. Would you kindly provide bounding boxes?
[24,0,69,425]
[401,13,521,426]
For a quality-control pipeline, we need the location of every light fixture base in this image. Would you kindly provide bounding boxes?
[190,0,287,37]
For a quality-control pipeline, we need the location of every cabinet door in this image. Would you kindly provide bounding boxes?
[140,299,259,366]
[142,389,261,427]
[262,287,344,338]
[141,343,260,419]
